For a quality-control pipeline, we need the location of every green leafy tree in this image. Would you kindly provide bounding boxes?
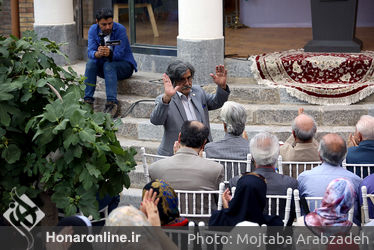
[0,31,136,222]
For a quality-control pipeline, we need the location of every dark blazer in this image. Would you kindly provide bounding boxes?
[255,168,298,225]
[150,85,230,156]
[346,140,374,178]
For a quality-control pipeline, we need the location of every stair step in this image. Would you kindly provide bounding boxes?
[117,117,355,143]
[95,92,374,126]
[120,187,143,207]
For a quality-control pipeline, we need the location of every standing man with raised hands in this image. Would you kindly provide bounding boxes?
[150,60,230,156]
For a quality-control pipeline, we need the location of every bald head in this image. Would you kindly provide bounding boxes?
[292,113,317,142]
[180,120,209,148]
[319,133,347,166]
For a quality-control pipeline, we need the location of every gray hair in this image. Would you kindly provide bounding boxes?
[250,132,279,167]
[165,60,195,87]
[356,115,374,140]
[220,101,247,136]
[291,114,317,141]
[319,135,347,166]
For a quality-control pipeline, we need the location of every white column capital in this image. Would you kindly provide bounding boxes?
[178,0,223,40]
[34,0,74,25]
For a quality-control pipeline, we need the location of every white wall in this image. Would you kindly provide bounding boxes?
[34,0,74,25]
[178,0,223,39]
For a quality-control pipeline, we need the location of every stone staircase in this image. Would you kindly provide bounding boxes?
[67,59,374,207]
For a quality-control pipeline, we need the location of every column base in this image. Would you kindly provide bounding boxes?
[304,38,362,53]
[177,38,224,85]
[34,23,79,65]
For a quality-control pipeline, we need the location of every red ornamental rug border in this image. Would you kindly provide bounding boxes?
[250,49,374,105]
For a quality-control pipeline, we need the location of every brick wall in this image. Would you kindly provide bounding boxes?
[0,0,12,35]
[0,0,34,36]
[19,0,34,34]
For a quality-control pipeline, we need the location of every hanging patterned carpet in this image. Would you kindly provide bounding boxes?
[250,49,374,105]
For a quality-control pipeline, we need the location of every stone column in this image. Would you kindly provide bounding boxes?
[177,0,224,85]
[33,0,78,65]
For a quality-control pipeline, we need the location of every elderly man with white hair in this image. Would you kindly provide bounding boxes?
[231,132,298,225]
[205,101,249,160]
[346,115,374,176]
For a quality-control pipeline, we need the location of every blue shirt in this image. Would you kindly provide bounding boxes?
[298,162,362,222]
[87,22,137,71]
[298,162,362,198]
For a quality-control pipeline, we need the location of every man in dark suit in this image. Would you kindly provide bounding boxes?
[205,101,250,176]
[230,132,298,225]
[150,61,230,156]
[347,115,374,177]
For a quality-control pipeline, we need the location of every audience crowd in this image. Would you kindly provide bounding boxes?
[59,110,374,232]
[46,59,374,246]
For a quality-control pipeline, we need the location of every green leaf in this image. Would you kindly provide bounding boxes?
[86,163,101,178]
[79,169,94,190]
[0,104,11,126]
[53,118,69,134]
[109,145,125,155]
[73,146,82,158]
[44,101,63,122]
[1,144,21,164]
[0,92,13,101]
[36,78,48,87]
[79,129,96,143]
[51,192,70,209]
[70,109,84,127]
[20,92,32,102]
[63,133,79,149]
[63,150,74,164]
[92,112,106,125]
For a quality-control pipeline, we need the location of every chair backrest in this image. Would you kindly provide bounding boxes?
[265,188,293,226]
[293,189,354,222]
[342,159,374,179]
[141,147,169,183]
[278,155,321,178]
[361,185,374,224]
[174,183,225,218]
[202,152,252,183]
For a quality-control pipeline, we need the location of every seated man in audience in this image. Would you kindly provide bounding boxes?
[298,133,362,224]
[230,132,298,225]
[346,115,374,177]
[359,173,374,220]
[149,120,224,191]
[205,101,250,175]
[280,107,319,177]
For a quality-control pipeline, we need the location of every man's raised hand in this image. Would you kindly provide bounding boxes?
[162,73,181,103]
[210,65,227,89]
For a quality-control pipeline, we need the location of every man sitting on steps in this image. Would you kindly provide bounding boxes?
[84,8,137,118]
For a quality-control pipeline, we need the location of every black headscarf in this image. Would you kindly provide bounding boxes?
[209,174,283,226]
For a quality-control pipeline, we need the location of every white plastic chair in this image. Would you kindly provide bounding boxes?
[266,188,293,226]
[202,152,252,183]
[140,147,169,182]
[342,159,374,179]
[293,189,354,222]
[174,183,225,218]
[278,155,321,178]
[362,185,374,224]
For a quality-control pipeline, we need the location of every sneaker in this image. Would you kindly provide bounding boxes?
[84,99,94,110]
[104,101,121,118]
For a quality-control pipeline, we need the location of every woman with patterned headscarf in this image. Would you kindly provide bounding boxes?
[294,178,357,227]
[141,179,189,226]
